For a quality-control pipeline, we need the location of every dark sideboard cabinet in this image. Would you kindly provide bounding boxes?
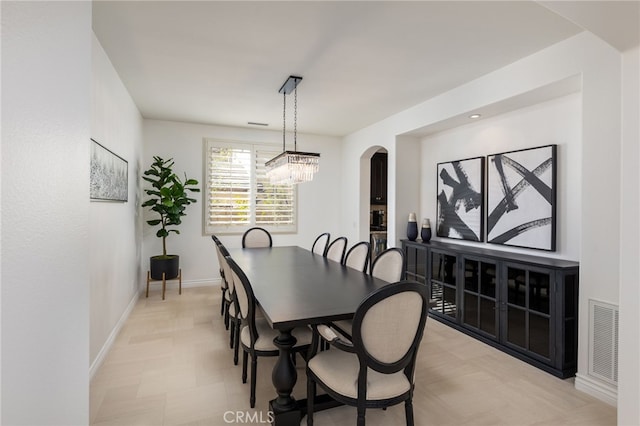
[402,239,579,378]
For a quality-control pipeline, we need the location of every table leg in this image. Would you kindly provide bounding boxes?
[270,328,300,426]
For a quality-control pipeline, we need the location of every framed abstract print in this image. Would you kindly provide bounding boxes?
[436,157,484,242]
[487,144,556,251]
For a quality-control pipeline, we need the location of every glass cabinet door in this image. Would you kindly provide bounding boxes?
[504,264,552,360]
[404,244,427,284]
[430,251,457,319]
[462,257,498,338]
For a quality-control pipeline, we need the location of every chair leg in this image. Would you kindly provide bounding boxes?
[405,399,414,426]
[146,271,150,298]
[357,406,365,426]
[178,268,182,295]
[220,289,225,316]
[307,375,316,425]
[250,355,257,408]
[242,350,248,383]
[229,319,235,349]
[233,323,240,365]
[224,303,230,330]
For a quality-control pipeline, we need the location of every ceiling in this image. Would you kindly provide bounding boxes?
[92,1,639,138]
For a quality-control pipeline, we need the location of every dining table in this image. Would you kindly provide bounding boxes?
[227,245,390,426]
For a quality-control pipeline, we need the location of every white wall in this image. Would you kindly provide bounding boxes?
[341,31,628,405]
[90,35,144,372]
[420,93,582,260]
[1,2,91,424]
[395,136,421,246]
[142,120,343,284]
[617,46,640,426]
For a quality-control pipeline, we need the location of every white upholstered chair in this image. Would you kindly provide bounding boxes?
[311,232,330,256]
[370,247,405,282]
[332,247,405,339]
[343,241,371,273]
[211,235,228,317]
[217,245,243,365]
[306,281,428,426]
[242,227,272,248]
[325,237,348,264]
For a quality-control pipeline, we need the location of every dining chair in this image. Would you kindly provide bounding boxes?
[331,247,405,340]
[343,241,371,273]
[217,245,242,365]
[242,227,273,248]
[306,281,428,426]
[325,237,348,263]
[226,255,313,408]
[213,237,233,328]
[370,247,405,282]
[211,235,228,317]
[311,232,330,256]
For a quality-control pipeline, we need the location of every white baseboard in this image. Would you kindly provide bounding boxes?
[89,290,139,380]
[575,373,618,406]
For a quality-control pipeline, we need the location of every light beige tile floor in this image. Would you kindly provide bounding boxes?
[90,287,616,426]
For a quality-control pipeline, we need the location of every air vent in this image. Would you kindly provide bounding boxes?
[588,299,618,385]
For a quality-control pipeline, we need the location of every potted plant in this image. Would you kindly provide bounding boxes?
[142,156,200,280]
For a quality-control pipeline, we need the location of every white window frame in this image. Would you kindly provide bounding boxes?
[203,138,297,235]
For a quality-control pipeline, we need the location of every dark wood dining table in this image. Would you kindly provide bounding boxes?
[227,245,390,426]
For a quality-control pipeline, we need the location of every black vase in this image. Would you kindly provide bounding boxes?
[421,227,432,243]
[407,221,418,241]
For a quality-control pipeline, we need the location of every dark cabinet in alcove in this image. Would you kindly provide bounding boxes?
[370,152,387,204]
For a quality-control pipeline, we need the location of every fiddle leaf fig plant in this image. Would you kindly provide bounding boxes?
[142,156,200,257]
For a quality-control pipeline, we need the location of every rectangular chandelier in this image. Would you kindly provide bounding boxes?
[265,150,320,184]
[265,75,320,185]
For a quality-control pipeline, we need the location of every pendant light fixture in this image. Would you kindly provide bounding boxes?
[265,75,320,184]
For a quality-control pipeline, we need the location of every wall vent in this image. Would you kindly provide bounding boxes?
[588,299,619,385]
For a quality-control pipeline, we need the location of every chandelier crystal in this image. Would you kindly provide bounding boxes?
[265,75,320,185]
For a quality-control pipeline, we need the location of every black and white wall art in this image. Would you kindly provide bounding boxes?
[90,138,128,202]
[487,144,556,251]
[436,157,484,241]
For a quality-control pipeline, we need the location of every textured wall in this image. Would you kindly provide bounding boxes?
[1,2,91,424]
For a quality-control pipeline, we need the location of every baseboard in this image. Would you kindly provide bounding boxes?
[89,290,139,380]
[575,373,618,406]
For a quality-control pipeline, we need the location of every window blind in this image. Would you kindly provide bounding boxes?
[204,140,296,234]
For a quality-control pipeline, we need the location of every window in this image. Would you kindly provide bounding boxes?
[204,139,297,234]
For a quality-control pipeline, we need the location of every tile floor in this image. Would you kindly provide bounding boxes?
[90,286,616,425]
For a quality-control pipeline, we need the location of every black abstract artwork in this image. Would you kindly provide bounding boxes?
[90,138,128,202]
[487,145,556,251]
[436,157,484,241]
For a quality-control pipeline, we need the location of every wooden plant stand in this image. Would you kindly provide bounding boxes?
[146,269,182,300]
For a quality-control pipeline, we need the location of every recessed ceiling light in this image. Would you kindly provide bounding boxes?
[469,114,481,119]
